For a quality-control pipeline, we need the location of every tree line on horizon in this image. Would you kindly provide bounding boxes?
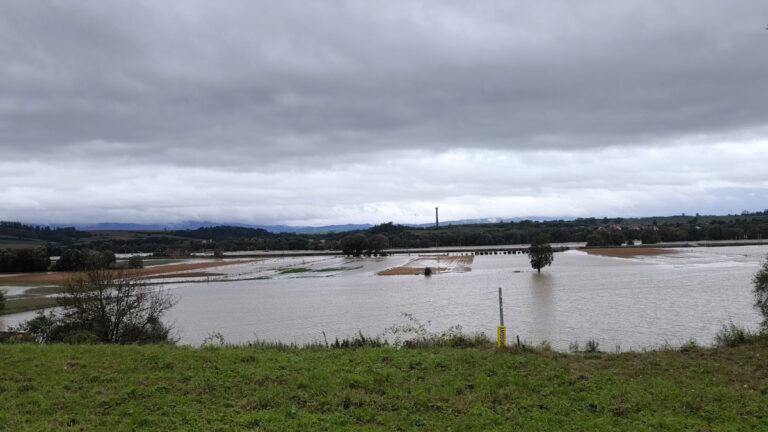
[1,211,768,269]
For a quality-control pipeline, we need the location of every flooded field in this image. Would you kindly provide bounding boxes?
[2,246,765,351]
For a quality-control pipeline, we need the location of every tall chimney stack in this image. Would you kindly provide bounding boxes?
[435,207,439,229]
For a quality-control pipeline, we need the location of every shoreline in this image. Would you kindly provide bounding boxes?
[0,259,257,286]
[583,247,676,258]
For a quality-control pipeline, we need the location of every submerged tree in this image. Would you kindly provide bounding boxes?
[527,235,554,273]
[754,256,768,330]
[18,269,177,344]
[340,234,368,257]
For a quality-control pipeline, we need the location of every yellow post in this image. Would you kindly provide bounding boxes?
[497,287,506,348]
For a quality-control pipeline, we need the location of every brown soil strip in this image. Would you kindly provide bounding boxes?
[379,267,450,276]
[0,260,255,285]
[141,272,226,280]
[379,255,474,276]
[583,248,676,258]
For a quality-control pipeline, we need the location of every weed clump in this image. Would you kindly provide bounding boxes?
[714,322,753,347]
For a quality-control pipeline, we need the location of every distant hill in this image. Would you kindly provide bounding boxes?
[45,221,373,234]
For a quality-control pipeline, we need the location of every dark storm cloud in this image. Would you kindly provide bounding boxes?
[1,0,767,166]
[2,1,768,225]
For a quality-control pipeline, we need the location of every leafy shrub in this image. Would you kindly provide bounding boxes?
[127,255,144,269]
[14,270,176,344]
[714,322,752,347]
[754,256,768,330]
[585,339,601,353]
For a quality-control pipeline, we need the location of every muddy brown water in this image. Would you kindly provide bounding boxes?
[2,246,764,351]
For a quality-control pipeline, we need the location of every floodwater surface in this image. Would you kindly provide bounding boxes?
[2,246,764,350]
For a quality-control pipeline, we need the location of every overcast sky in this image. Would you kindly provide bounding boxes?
[1,1,767,226]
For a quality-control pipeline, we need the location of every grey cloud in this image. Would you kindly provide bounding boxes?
[1,1,767,224]
[1,1,767,167]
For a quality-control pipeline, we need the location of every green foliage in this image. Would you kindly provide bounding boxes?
[56,249,116,271]
[7,212,768,255]
[0,221,91,244]
[755,256,768,330]
[714,322,753,347]
[0,247,50,273]
[527,235,554,273]
[585,339,601,353]
[127,255,144,269]
[640,229,661,245]
[14,270,176,344]
[340,234,367,257]
[279,267,311,274]
[367,234,389,256]
[384,313,490,349]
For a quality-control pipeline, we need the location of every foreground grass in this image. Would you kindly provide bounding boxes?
[1,338,767,431]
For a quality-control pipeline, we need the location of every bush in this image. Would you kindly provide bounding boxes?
[714,322,751,347]
[754,256,768,330]
[15,269,177,344]
[585,339,600,353]
[127,255,144,269]
[385,313,490,348]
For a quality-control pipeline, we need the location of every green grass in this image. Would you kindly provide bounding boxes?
[18,286,61,296]
[1,336,767,430]
[1,296,59,315]
[142,259,186,267]
[313,266,361,272]
[278,267,312,274]
[279,266,360,274]
[0,281,59,288]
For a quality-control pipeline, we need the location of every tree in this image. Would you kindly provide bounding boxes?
[127,255,144,269]
[0,248,50,273]
[340,234,367,257]
[56,249,87,271]
[754,256,768,330]
[527,235,554,273]
[0,289,5,312]
[17,269,177,344]
[640,229,660,245]
[367,234,390,256]
[56,249,116,271]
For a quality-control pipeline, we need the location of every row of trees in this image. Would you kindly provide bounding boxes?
[0,221,91,244]
[56,249,117,271]
[0,248,50,273]
[339,234,390,257]
[7,214,768,256]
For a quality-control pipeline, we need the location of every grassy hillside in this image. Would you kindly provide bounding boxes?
[1,338,767,431]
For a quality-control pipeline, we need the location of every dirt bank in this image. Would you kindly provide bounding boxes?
[379,255,474,276]
[583,247,676,258]
[0,260,256,285]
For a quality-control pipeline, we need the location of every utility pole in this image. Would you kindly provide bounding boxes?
[435,207,439,229]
